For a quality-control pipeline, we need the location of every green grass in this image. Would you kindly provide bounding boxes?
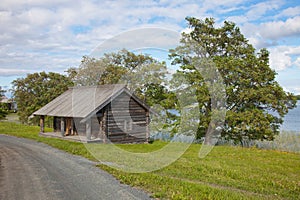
[0,121,95,160]
[1,121,299,199]
[98,143,300,199]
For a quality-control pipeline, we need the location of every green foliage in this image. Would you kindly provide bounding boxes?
[0,108,8,120]
[0,86,8,120]
[0,86,5,96]
[68,49,178,126]
[69,49,165,87]
[169,17,297,144]
[0,86,5,98]
[11,72,73,124]
[296,95,300,100]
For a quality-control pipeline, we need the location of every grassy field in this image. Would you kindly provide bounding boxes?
[0,121,299,199]
[0,121,94,160]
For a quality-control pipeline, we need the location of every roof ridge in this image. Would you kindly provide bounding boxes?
[69,84,127,89]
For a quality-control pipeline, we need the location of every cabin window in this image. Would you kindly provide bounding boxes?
[124,119,132,132]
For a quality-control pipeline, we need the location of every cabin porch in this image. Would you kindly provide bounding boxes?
[39,115,107,143]
[39,131,103,143]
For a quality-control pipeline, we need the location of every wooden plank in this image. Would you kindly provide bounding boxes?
[146,110,150,142]
[108,110,146,114]
[40,116,44,133]
[108,123,146,128]
[102,93,149,143]
[108,133,126,137]
[73,118,86,135]
[60,117,65,137]
[107,118,146,124]
[86,118,91,140]
[108,129,146,135]
[65,118,72,136]
[110,103,146,108]
[107,114,146,118]
[91,117,99,134]
[107,116,146,121]
[103,109,107,143]
[109,137,147,143]
[128,133,146,137]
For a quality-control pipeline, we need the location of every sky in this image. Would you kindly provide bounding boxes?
[1,0,300,95]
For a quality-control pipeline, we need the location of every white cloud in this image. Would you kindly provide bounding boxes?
[202,0,245,10]
[240,15,300,49]
[90,27,180,58]
[293,87,300,95]
[0,0,299,95]
[269,46,300,71]
[226,0,283,24]
[246,0,282,20]
[294,57,300,68]
[259,16,300,39]
[275,6,300,18]
[280,82,300,95]
[0,68,32,76]
[269,48,292,71]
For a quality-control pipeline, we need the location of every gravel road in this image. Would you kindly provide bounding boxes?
[0,134,151,200]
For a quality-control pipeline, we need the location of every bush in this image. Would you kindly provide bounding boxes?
[0,108,8,120]
[255,131,300,153]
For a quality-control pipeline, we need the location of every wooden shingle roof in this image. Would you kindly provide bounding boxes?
[33,84,149,118]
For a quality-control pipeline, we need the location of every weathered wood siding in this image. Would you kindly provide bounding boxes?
[73,118,86,136]
[105,92,147,143]
[53,116,61,132]
[52,91,148,143]
[91,116,100,138]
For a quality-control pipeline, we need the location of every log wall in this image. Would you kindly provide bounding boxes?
[104,92,147,143]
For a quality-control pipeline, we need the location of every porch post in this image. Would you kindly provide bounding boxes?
[99,119,106,143]
[103,110,107,143]
[60,117,65,137]
[86,118,91,141]
[146,110,150,143]
[40,115,45,133]
[71,118,74,135]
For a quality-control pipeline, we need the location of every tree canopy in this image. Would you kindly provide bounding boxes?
[67,49,178,133]
[67,49,177,109]
[169,17,297,144]
[12,72,73,124]
[0,86,7,120]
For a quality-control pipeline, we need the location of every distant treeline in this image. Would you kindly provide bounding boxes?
[297,95,300,100]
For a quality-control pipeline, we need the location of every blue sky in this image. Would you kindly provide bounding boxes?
[1,0,300,95]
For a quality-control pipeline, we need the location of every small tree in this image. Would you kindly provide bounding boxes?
[169,17,297,145]
[12,72,73,124]
[0,86,8,120]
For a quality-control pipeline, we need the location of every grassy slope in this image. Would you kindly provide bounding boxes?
[0,121,299,200]
[0,121,94,160]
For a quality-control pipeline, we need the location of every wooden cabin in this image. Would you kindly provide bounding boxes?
[33,84,150,143]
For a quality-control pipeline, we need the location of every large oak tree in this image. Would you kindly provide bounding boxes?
[169,17,297,145]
